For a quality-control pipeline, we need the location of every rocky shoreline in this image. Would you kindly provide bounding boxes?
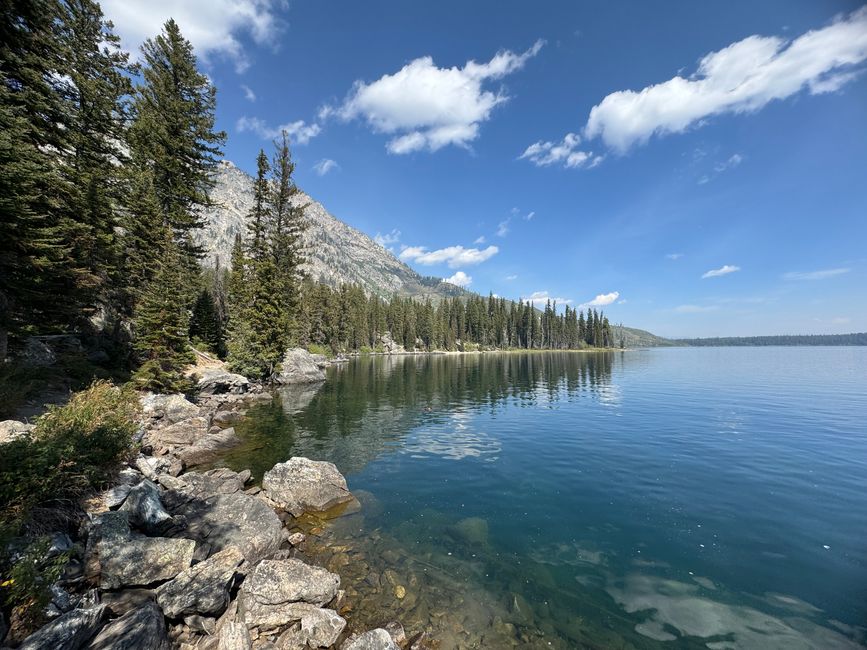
[2,349,426,650]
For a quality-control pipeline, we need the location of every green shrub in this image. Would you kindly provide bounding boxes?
[358,345,373,355]
[0,380,139,535]
[307,343,333,359]
[1,537,69,633]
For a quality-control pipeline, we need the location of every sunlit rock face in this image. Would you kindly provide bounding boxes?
[196,160,468,301]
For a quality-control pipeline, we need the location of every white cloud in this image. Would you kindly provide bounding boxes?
[715,153,743,172]
[580,291,620,308]
[101,0,285,74]
[519,132,601,168]
[584,7,867,151]
[399,244,499,268]
[443,271,472,288]
[524,211,536,221]
[496,218,511,237]
[329,40,544,153]
[783,267,850,280]
[666,253,684,260]
[374,229,401,248]
[241,84,256,102]
[236,116,321,144]
[313,158,339,176]
[505,274,518,281]
[702,265,741,278]
[473,235,486,244]
[522,291,572,306]
[675,304,721,313]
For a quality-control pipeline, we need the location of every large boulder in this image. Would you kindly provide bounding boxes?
[155,546,244,618]
[343,629,401,650]
[177,427,240,466]
[98,533,195,590]
[139,393,199,424]
[275,348,326,384]
[119,479,172,534]
[217,621,252,650]
[298,607,347,648]
[197,367,250,396]
[237,559,340,630]
[0,420,35,445]
[18,605,107,650]
[86,601,169,650]
[262,457,353,517]
[170,492,282,564]
[143,416,209,448]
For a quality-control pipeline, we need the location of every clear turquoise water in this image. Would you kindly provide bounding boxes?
[221,348,867,648]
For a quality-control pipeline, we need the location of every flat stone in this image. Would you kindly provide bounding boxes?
[197,368,250,396]
[140,393,200,424]
[99,534,195,589]
[119,479,173,534]
[100,589,155,617]
[155,546,244,618]
[86,600,169,650]
[275,348,326,384]
[170,492,282,564]
[145,417,209,448]
[103,484,133,509]
[18,604,107,650]
[342,629,400,650]
[217,621,252,650]
[300,607,346,648]
[178,428,240,466]
[262,457,353,517]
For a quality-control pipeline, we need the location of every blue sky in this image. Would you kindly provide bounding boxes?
[102,0,867,337]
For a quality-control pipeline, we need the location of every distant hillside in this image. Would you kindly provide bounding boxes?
[616,326,673,348]
[672,333,867,346]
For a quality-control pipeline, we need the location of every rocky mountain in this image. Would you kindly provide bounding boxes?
[195,161,467,301]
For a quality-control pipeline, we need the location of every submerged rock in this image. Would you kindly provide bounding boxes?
[446,517,489,546]
[155,546,244,618]
[262,457,353,517]
[86,601,169,650]
[275,348,326,384]
[18,604,107,650]
[342,629,401,650]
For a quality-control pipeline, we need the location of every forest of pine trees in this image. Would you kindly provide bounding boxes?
[0,0,615,398]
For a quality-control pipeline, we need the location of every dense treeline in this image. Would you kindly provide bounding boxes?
[292,283,616,352]
[674,333,867,347]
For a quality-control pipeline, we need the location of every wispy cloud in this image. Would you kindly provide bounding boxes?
[702,265,740,278]
[473,235,486,244]
[666,253,684,260]
[583,7,867,152]
[236,116,321,145]
[496,218,511,237]
[783,267,850,280]
[519,132,601,169]
[374,229,401,249]
[522,290,572,306]
[675,304,720,313]
[505,274,518,281]
[399,244,499,268]
[444,271,472,287]
[313,158,339,176]
[325,40,544,154]
[241,84,256,102]
[580,291,620,308]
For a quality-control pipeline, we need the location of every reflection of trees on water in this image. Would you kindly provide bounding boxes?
[227,352,617,478]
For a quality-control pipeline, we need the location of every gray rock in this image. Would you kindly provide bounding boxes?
[171,492,282,564]
[18,604,107,650]
[100,589,154,616]
[144,416,209,448]
[383,621,406,647]
[48,532,73,557]
[134,455,172,480]
[262,457,353,517]
[21,336,57,366]
[103,484,133,509]
[197,368,250,396]
[140,393,200,424]
[155,546,244,618]
[275,348,326,384]
[212,410,243,427]
[217,621,252,650]
[342,629,400,650]
[238,560,340,630]
[99,533,195,589]
[178,427,240,466]
[184,614,217,635]
[0,419,35,444]
[86,601,169,650]
[119,479,172,534]
[299,607,346,648]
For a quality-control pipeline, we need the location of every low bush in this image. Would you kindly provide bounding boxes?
[307,343,334,359]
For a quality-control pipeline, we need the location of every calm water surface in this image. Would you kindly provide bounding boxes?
[220,348,867,649]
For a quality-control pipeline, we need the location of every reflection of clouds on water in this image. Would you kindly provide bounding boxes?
[605,573,863,649]
[401,410,500,461]
[597,382,622,407]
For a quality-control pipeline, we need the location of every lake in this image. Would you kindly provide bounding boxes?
[218,348,867,649]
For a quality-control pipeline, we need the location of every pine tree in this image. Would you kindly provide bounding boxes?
[189,288,224,356]
[132,236,193,391]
